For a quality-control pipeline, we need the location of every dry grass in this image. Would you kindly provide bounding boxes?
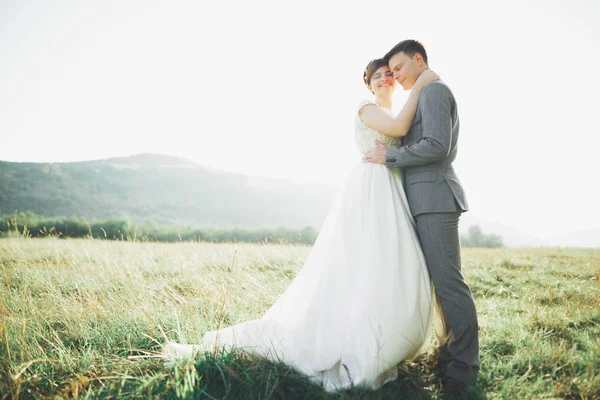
[0,238,598,399]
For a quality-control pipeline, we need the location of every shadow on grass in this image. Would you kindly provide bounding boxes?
[90,349,486,399]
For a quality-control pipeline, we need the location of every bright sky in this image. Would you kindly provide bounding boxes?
[1,0,599,240]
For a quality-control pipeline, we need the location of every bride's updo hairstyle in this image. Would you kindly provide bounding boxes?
[363,58,388,93]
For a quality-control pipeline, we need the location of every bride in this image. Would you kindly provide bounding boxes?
[164,59,441,392]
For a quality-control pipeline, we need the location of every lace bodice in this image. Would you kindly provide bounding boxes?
[354,100,400,156]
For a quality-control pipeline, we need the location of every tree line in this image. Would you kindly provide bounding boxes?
[0,212,318,245]
[0,212,503,247]
[460,225,504,248]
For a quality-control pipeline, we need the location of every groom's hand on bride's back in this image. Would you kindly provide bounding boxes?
[363,141,389,164]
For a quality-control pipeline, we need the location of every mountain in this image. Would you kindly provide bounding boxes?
[0,154,338,229]
[459,214,549,248]
[547,228,600,248]
[1,154,598,248]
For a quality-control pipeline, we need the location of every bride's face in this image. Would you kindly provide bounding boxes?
[368,66,395,97]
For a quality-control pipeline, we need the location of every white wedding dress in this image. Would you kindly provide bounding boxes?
[164,100,436,392]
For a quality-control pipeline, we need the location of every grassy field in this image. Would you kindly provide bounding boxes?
[0,238,598,399]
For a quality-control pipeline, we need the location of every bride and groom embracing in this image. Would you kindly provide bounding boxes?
[164,40,480,398]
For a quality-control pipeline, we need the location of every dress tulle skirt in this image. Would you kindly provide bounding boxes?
[164,163,436,392]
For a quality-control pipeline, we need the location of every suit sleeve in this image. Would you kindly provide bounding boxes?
[385,83,454,168]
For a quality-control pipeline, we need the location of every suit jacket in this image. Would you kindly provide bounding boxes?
[385,80,469,217]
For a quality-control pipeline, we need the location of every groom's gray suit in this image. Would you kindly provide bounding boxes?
[385,80,479,384]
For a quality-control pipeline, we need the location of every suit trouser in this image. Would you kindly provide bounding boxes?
[414,212,480,384]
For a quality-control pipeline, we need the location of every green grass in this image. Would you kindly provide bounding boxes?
[0,239,598,399]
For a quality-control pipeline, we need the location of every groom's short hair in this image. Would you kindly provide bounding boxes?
[384,40,428,65]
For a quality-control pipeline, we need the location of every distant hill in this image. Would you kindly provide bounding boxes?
[2,154,598,248]
[0,154,338,229]
[459,216,599,248]
[547,228,600,248]
[459,215,549,248]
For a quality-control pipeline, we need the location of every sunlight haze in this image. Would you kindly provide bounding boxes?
[1,0,599,241]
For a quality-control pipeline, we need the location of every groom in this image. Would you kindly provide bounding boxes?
[364,40,479,396]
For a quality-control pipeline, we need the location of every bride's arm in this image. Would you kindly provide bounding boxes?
[358,70,439,137]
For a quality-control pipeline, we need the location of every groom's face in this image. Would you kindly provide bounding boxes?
[388,52,421,91]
